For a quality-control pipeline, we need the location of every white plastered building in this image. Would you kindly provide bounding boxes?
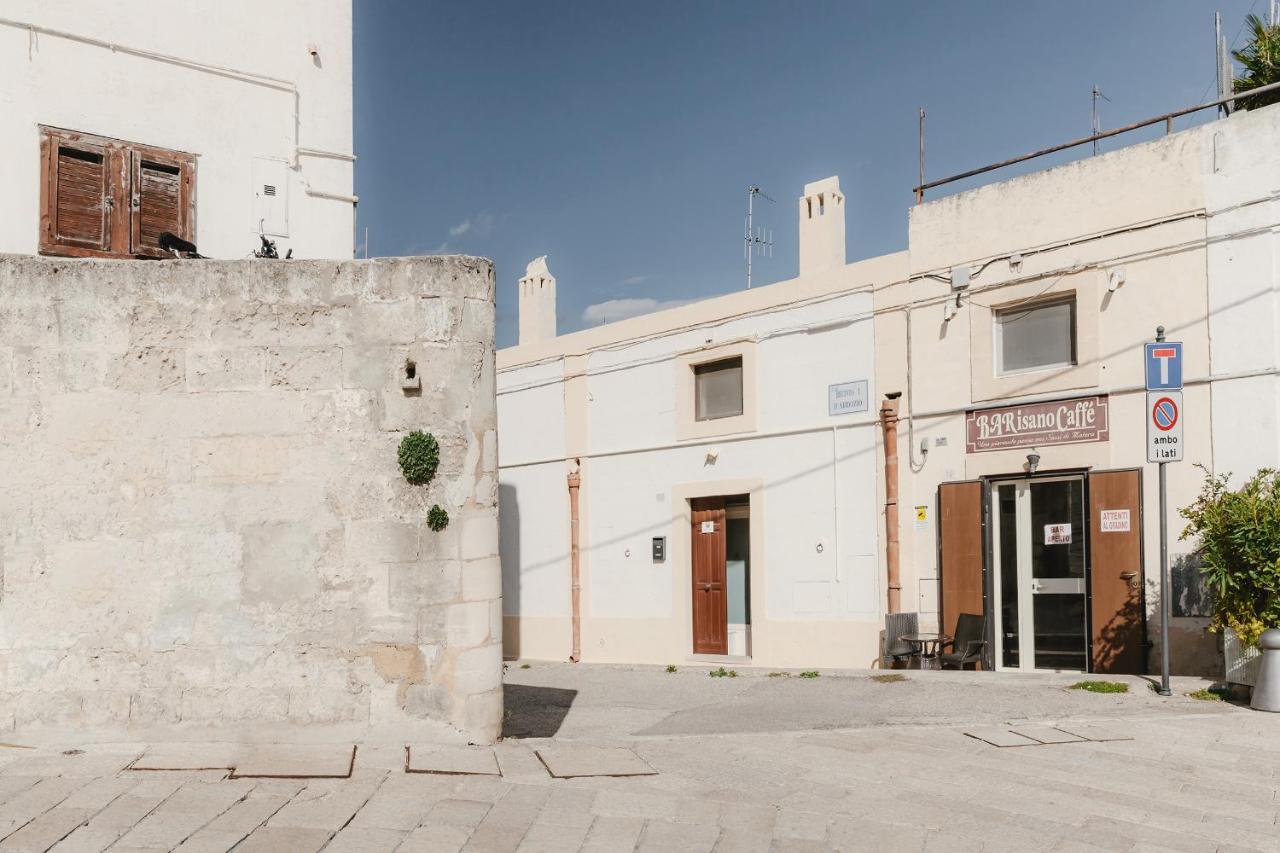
[0,1,355,260]
[498,177,894,668]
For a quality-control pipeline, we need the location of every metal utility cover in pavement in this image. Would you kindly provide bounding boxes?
[229,744,355,778]
[535,746,657,778]
[406,745,500,776]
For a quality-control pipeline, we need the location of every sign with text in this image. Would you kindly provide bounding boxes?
[828,380,869,416]
[1147,391,1184,463]
[1100,509,1131,532]
[966,395,1110,453]
[1145,341,1183,391]
[1044,523,1072,545]
[700,521,716,534]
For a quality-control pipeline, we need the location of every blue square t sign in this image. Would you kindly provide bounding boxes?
[1145,341,1183,391]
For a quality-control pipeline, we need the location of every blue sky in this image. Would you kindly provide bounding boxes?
[355,1,1262,348]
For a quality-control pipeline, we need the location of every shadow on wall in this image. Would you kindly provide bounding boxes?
[499,483,520,660]
[502,683,577,739]
[1172,553,1211,618]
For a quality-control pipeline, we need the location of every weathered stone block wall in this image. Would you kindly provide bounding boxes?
[0,255,502,743]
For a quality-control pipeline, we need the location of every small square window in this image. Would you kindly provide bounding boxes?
[694,357,743,421]
[995,297,1077,375]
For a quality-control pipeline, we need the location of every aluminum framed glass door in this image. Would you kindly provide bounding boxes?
[990,476,1088,671]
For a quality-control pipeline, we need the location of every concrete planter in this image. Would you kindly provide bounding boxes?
[1224,629,1262,686]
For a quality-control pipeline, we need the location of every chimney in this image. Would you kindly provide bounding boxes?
[518,255,557,346]
[798,176,846,277]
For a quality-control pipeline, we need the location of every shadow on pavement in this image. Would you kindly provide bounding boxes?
[503,683,578,739]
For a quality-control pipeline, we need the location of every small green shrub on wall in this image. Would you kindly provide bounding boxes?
[397,431,440,485]
[427,504,449,532]
[1180,467,1280,648]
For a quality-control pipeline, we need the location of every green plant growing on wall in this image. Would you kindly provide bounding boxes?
[1233,14,1280,110]
[1180,467,1280,648]
[427,504,449,532]
[398,431,440,485]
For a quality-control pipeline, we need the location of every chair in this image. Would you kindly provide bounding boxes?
[940,613,986,670]
[882,612,919,669]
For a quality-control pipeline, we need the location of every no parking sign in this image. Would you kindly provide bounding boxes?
[1146,391,1183,463]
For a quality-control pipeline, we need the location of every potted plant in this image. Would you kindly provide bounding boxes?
[1180,468,1280,686]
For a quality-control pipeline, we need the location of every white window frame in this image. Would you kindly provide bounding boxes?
[994,296,1078,377]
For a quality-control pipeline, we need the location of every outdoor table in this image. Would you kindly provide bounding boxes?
[901,633,952,670]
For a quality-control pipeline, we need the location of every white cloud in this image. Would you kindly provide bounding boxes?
[619,275,650,287]
[431,212,496,253]
[581,297,695,325]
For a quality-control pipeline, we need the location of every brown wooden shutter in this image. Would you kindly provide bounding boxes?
[130,147,195,256]
[39,128,195,259]
[938,480,987,662]
[1087,469,1145,674]
[40,132,117,254]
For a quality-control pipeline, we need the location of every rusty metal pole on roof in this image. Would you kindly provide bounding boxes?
[916,107,925,205]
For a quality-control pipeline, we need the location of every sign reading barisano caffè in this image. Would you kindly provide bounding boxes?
[965,395,1109,453]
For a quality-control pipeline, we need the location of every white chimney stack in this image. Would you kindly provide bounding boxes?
[518,255,557,346]
[798,176,846,277]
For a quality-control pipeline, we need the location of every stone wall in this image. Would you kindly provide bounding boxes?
[0,255,502,743]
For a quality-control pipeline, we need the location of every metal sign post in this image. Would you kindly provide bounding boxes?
[1145,327,1183,697]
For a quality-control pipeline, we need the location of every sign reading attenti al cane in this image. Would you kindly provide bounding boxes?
[965,395,1110,453]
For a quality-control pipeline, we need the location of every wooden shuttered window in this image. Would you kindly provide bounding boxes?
[40,127,195,259]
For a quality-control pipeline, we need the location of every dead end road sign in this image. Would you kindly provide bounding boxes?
[1147,390,1183,463]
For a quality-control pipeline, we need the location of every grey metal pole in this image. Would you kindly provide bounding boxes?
[1159,460,1172,696]
[1156,324,1172,697]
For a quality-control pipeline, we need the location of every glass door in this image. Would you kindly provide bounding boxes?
[991,476,1088,671]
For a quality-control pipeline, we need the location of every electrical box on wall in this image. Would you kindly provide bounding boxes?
[251,158,289,237]
[652,537,666,562]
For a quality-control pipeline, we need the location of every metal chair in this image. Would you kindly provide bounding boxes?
[882,612,919,668]
[940,613,986,670]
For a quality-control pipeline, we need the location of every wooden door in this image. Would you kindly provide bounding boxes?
[939,481,986,662]
[1087,469,1145,674]
[691,498,728,655]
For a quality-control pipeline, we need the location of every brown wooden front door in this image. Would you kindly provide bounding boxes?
[1087,469,1145,674]
[691,498,728,655]
[938,480,986,656]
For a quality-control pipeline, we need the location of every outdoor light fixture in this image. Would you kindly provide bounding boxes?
[943,294,960,322]
[1026,449,1041,474]
[1108,267,1126,292]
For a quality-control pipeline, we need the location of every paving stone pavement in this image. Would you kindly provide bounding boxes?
[0,666,1276,851]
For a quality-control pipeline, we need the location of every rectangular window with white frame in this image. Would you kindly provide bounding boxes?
[995,296,1077,376]
[694,357,744,421]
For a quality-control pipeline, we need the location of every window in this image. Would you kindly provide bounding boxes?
[40,127,195,259]
[694,357,744,421]
[995,297,1077,375]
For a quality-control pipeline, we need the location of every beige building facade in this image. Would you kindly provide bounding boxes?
[877,103,1280,675]
[500,103,1280,677]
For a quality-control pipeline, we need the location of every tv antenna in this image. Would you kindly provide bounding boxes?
[1091,85,1111,155]
[744,185,774,289]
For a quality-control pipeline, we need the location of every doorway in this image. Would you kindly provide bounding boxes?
[990,475,1088,671]
[690,495,750,656]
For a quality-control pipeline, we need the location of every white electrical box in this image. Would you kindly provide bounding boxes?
[251,158,289,237]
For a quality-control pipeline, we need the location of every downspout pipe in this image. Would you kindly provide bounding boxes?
[880,394,902,613]
[567,467,582,662]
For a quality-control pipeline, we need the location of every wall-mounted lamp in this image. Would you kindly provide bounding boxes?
[704,450,719,466]
[1026,448,1041,474]
[943,294,960,322]
[1107,267,1126,293]
[1009,253,1024,273]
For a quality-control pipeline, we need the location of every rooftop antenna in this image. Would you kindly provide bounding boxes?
[744,185,774,289]
[1091,86,1111,155]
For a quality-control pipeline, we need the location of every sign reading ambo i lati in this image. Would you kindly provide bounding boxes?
[965,395,1110,453]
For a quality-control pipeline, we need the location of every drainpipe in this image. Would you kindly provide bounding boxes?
[880,394,903,613]
[567,466,582,662]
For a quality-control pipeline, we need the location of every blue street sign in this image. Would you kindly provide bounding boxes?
[1145,341,1183,391]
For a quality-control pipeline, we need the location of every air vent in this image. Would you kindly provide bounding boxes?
[263,184,277,196]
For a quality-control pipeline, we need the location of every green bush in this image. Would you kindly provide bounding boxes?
[708,667,737,678]
[398,431,440,485]
[665,665,677,673]
[427,504,449,532]
[1180,468,1280,648]
[798,671,820,679]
